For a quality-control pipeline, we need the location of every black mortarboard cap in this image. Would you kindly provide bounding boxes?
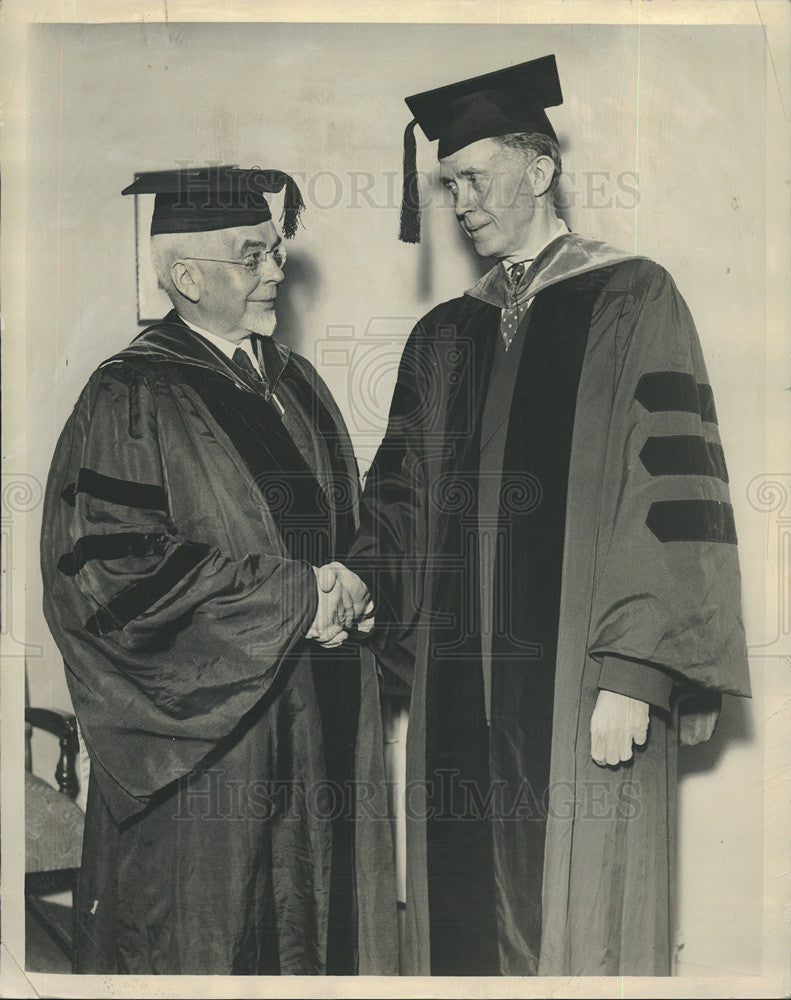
[399,55,562,242]
[121,165,305,239]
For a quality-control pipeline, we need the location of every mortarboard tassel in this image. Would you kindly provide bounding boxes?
[280,173,305,239]
[399,118,421,244]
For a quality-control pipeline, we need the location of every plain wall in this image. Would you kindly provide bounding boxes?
[22,21,768,975]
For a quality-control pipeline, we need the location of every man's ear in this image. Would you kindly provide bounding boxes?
[171,261,201,303]
[527,154,556,198]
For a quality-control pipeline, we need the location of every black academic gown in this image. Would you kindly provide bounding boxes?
[349,233,750,976]
[40,313,398,975]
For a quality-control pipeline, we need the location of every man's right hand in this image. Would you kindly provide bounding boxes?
[590,689,649,766]
[306,563,374,647]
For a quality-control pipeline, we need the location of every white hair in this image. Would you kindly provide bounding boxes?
[149,233,188,300]
[149,231,220,301]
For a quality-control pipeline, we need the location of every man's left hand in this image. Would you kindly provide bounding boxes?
[320,562,372,627]
[590,690,649,767]
[306,562,375,648]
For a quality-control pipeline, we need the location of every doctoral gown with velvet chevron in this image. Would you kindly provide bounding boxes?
[41,314,398,976]
[349,234,750,976]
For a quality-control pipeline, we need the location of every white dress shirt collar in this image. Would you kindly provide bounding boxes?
[179,317,261,372]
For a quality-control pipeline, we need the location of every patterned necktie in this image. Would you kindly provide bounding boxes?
[232,346,264,384]
[500,260,527,351]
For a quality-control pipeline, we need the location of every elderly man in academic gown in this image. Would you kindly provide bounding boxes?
[348,56,750,976]
[40,166,397,975]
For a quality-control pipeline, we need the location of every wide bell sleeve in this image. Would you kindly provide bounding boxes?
[41,367,318,820]
[587,262,751,704]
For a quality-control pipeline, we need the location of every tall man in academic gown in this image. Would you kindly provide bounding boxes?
[40,166,398,975]
[348,57,751,976]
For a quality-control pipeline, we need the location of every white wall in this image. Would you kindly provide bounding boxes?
[22,21,770,974]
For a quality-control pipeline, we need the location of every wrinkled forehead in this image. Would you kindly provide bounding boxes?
[216,220,280,255]
[186,219,280,257]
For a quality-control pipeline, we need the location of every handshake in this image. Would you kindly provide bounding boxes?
[306,563,375,648]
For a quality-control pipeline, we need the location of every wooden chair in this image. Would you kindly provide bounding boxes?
[24,707,84,961]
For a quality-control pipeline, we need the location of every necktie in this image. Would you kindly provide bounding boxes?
[500,261,526,350]
[232,346,264,385]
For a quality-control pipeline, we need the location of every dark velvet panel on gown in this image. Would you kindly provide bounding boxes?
[424,303,500,976]
[489,267,616,973]
[178,362,361,976]
[424,269,616,975]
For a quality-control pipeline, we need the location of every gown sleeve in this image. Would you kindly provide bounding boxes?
[587,262,750,711]
[42,366,318,820]
[597,654,674,710]
[347,321,437,687]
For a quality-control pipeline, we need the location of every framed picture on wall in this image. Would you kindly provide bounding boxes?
[132,189,173,324]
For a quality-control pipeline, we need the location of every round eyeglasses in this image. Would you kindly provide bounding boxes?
[180,245,287,275]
